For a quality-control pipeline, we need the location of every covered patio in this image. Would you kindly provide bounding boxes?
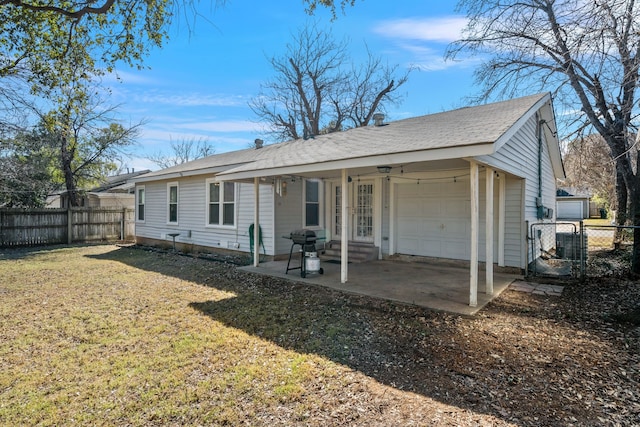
[240,259,521,316]
[212,94,562,309]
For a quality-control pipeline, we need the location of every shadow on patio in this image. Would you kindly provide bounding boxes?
[241,258,522,316]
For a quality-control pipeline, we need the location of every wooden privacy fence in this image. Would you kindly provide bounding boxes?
[0,207,135,247]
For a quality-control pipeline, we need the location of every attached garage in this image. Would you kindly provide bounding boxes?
[394,177,502,263]
[396,181,471,260]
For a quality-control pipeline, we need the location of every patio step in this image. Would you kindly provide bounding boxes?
[321,241,379,263]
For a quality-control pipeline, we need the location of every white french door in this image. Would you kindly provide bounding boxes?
[333,180,375,243]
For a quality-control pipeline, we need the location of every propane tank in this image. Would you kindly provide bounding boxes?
[305,252,321,273]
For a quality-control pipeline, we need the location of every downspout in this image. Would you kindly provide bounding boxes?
[536,112,544,220]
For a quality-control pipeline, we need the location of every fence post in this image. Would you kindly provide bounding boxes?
[67,208,73,244]
[121,207,126,241]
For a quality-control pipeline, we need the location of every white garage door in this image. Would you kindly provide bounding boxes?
[396,181,471,260]
[557,200,582,219]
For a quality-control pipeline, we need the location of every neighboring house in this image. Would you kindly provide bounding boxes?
[133,93,564,306]
[556,188,591,220]
[47,170,150,209]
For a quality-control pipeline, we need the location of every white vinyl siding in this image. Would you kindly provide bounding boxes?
[135,177,274,254]
[236,183,274,254]
[274,179,304,255]
[504,177,524,268]
[479,115,557,223]
[475,114,558,267]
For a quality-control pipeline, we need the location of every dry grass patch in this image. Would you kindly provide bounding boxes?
[0,245,638,426]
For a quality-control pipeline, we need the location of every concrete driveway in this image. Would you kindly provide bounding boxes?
[241,259,521,316]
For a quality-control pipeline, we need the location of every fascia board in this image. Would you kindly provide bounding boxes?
[130,165,241,183]
[215,143,495,181]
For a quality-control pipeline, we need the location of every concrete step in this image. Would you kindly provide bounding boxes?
[322,241,378,263]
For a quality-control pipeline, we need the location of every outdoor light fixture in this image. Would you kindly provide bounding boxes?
[377,166,392,174]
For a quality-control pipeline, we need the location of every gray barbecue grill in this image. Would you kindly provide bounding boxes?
[285,229,323,278]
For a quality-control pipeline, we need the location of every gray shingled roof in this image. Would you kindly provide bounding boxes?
[136,93,550,181]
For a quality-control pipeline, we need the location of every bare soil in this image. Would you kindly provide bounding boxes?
[169,246,640,426]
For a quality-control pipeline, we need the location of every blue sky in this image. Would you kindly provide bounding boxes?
[108,0,478,171]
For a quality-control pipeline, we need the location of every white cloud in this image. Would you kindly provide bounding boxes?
[398,44,452,71]
[391,42,481,72]
[174,120,259,133]
[101,70,159,86]
[135,118,261,154]
[115,89,247,108]
[140,93,247,107]
[138,117,258,134]
[123,156,159,172]
[371,16,474,72]
[373,16,467,43]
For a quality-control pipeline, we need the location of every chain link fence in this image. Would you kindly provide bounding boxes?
[527,221,637,280]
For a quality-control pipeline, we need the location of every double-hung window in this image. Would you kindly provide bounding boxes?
[137,186,145,222]
[167,182,178,224]
[207,179,235,227]
[304,179,320,227]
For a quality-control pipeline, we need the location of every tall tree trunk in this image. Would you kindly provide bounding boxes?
[630,178,640,277]
[606,131,639,274]
[60,134,78,207]
[614,161,628,255]
[615,163,628,226]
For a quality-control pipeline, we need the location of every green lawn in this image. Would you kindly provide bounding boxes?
[0,246,351,425]
[0,245,637,426]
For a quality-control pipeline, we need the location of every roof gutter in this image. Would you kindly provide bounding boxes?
[214,143,496,182]
[130,164,250,183]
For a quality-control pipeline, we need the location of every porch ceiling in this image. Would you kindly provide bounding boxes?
[241,259,520,316]
[232,158,473,182]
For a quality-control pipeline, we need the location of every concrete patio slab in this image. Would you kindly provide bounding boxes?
[240,259,522,316]
[510,280,564,296]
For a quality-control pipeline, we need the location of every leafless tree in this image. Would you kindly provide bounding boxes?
[250,24,411,142]
[145,136,215,169]
[302,0,356,18]
[562,134,617,209]
[448,0,640,274]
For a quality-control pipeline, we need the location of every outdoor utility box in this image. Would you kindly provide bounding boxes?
[556,232,584,260]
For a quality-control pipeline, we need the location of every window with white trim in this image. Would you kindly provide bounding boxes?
[304,179,320,227]
[167,182,178,224]
[137,186,145,222]
[206,179,236,227]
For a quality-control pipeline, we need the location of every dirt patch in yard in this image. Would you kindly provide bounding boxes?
[0,244,638,426]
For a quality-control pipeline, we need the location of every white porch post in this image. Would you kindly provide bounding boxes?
[498,173,506,267]
[253,177,260,267]
[485,167,494,295]
[470,161,479,307]
[341,169,349,283]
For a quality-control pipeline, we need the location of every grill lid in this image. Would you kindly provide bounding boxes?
[289,229,317,244]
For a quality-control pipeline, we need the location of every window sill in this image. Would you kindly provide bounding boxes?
[205,224,237,230]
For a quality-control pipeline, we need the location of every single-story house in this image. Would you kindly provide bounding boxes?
[132,92,564,306]
[556,188,591,219]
